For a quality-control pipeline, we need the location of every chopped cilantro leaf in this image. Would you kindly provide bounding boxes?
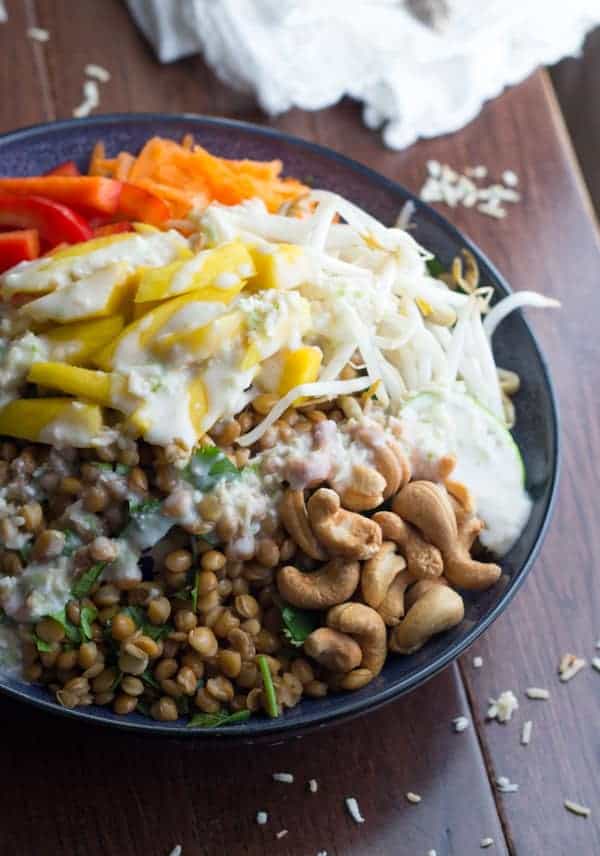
[257,654,279,718]
[191,570,200,613]
[141,669,160,690]
[62,529,82,557]
[71,563,105,599]
[124,605,172,641]
[281,605,320,647]
[136,700,150,717]
[18,543,32,564]
[111,670,123,692]
[93,462,114,471]
[49,608,81,644]
[128,498,162,517]
[80,605,98,641]
[426,257,446,277]
[183,446,241,491]
[115,464,131,475]
[187,710,251,728]
[33,634,53,653]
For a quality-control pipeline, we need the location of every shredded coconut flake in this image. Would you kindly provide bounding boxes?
[453,715,470,733]
[168,847,182,856]
[502,170,519,187]
[487,690,519,723]
[345,796,365,824]
[420,163,521,219]
[559,654,586,682]
[317,851,328,856]
[406,792,422,804]
[85,63,111,82]
[591,657,600,672]
[73,79,100,118]
[521,720,533,746]
[308,778,318,793]
[276,830,288,839]
[256,811,268,825]
[27,26,49,42]
[564,800,590,818]
[272,772,294,783]
[473,656,483,668]
[525,687,550,700]
[496,776,519,793]
[0,1,7,22]
[480,838,494,848]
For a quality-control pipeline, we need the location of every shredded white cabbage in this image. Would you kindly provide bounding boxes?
[484,292,560,338]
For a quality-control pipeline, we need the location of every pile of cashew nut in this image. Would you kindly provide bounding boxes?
[276,438,501,692]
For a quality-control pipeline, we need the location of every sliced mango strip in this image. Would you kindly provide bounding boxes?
[134,240,254,303]
[18,263,136,324]
[1,230,190,297]
[278,346,323,396]
[27,362,134,411]
[40,315,125,365]
[247,242,312,292]
[91,288,215,371]
[188,375,208,436]
[152,310,244,361]
[0,398,102,445]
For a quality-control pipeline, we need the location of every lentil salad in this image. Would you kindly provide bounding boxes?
[0,135,557,725]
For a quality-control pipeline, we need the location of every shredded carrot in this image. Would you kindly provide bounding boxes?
[88,136,307,219]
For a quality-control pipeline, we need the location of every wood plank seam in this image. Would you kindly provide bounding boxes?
[24,0,55,123]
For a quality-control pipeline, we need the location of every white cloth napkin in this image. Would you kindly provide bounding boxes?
[127,0,600,149]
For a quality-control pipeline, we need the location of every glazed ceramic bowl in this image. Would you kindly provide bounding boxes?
[0,115,559,738]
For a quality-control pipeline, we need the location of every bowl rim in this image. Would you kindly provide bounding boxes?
[0,112,560,739]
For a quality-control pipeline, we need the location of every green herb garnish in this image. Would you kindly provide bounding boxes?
[71,562,105,599]
[115,464,131,475]
[187,710,251,728]
[257,654,279,718]
[141,669,160,690]
[111,670,123,692]
[18,543,32,565]
[93,462,114,471]
[49,609,82,644]
[136,700,150,717]
[33,634,53,653]
[80,605,98,641]
[128,498,162,517]
[426,256,446,278]
[62,529,82,557]
[124,605,173,642]
[176,695,190,716]
[190,570,200,613]
[281,605,320,648]
[183,446,241,491]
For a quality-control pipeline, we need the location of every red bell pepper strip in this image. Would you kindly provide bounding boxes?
[0,229,40,272]
[0,177,122,214]
[0,194,92,246]
[44,160,81,177]
[115,183,170,227]
[92,221,134,238]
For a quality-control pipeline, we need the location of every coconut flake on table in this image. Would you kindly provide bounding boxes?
[452,715,470,733]
[27,26,49,42]
[73,79,100,118]
[558,654,586,682]
[487,690,519,723]
[496,776,519,794]
[521,720,533,746]
[345,797,365,823]
[419,162,521,219]
[85,63,111,82]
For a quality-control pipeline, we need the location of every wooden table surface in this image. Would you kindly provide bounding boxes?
[1,4,599,855]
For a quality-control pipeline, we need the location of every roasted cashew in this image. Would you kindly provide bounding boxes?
[389,585,465,655]
[361,541,406,608]
[374,510,443,580]
[334,463,386,512]
[444,479,475,516]
[327,601,387,676]
[276,558,360,609]
[404,577,448,612]
[392,481,501,591]
[304,627,363,672]
[307,488,382,560]
[353,426,411,498]
[378,569,414,626]
[280,488,327,561]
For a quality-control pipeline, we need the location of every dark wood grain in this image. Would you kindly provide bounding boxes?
[1,2,600,855]
[551,25,600,219]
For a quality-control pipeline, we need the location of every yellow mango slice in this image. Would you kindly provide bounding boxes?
[247,243,312,292]
[18,263,137,324]
[278,346,323,395]
[0,398,102,445]
[134,240,254,303]
[152,310,244,361]
[27,362,132,411]
[40,315,125,365]
[1,230,190,297]
[188,375,208,437]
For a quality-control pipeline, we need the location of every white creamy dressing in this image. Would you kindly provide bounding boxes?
[0,332,48,407]
[0,556,71,622]
[21,263,132,323]
[0,623,22,679]
[400,389,531,554]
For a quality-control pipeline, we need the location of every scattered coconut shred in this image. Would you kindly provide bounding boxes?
[272,772,294,784]
[167,847,182,856]
[480,837,495,849]
[487,691,519,723]
[0,1,7,23]
[564,800,591,818]
[406,792,422,804]
[559,654,586,682]
[419,161,520,219]
[453,715,470,733]
[473,656,483,669]
[496,776,519,794]
[85,63,111,82]
[345,797,365,824]
[521,720,533,746]
[591,657,600,673]
[256,811,268,826]
[73,80,100,119]
[27,26,49,42]
[525,687,550,700]
[308,779,319,793]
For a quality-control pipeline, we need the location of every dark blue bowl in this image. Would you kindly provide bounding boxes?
[0,114,559,739]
